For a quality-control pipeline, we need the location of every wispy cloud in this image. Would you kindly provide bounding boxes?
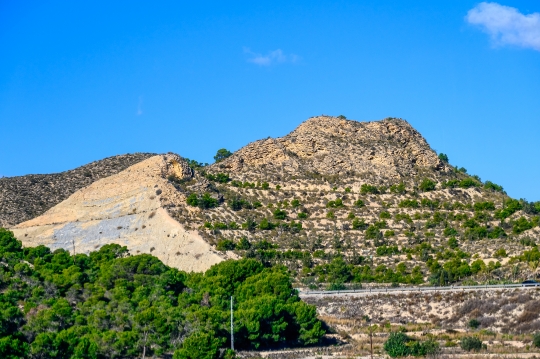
[466,2,540,51]
[136,96,143,116]
[243,48,300,66]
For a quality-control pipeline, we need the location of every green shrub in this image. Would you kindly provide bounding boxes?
[493,248,507,258]
[438,153,449,163]
[384,332,439,357]
[421,198,439,209]
[442,179,459,188]
[518,247,540,262]
[474,201,495,211]
[495,198,522,220]
[326,198,344,208]
[488,226,506,239]
[533,332,540,348]
[291,199,301,207]
[376,245,399,256]
[236,237,251,250]
[384,332,410,357]
[261,182,269,190]
[354,199,365,208]
[459,178,480,189]
[206,172,230,183]
[242,217,257,231]
[186,193,199,206]
[360,184,379,195]
[186,193,219,209]
[448,237,459,249]
[484,181,504,192]
[399,199,419,208]
[258,218,275,230]
[365,225,382,240]
[201,193,219,209]
[460,336,483,351]
[273,209,287,220]
[520,237,537,247]
[213,222,228,230]
[352,218,368,230]
[394,213,412,223]
[216,239,236,251]
[327,282,346,291]
[228,197,252,211]
[513,217,534,234]
[419,178,436,192]
[468,318,480,329]
[326,211,335,219]
[390,182,406,194]
[297,212,308,219]
[379,211,391,219]
[444,227,458,237]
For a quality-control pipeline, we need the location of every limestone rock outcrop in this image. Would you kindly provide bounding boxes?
[213,116,450,181]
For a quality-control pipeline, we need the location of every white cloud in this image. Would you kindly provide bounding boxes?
[243,48,299,66]
[466,2,540,51]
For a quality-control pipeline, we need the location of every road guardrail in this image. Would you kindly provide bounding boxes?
[298,283,539,296]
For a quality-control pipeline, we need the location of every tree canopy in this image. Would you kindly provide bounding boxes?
[214,148,233,163]
[0,228,324,359]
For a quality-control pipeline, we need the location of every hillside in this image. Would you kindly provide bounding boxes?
[11,154,230,272]
[5,116,540,281]
[171,116,540,285]
[0,153,156,227]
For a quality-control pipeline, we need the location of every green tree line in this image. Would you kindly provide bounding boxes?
[0,228,324,359]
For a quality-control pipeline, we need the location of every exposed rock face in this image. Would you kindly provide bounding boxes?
[0,153,156,227]
[213,116,450,181]
[12,154,230,272]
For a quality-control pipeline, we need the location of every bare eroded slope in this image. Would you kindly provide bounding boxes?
[11,154,231,272]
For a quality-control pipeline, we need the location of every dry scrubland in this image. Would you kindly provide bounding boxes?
[236,289,540,358]
[170,117,540,288]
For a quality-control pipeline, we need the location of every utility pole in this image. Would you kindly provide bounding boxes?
[72,239,76,264]
[230,296,234,351]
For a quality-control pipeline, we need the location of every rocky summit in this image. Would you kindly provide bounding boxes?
[215,116,449,182]
[4,116,540,279]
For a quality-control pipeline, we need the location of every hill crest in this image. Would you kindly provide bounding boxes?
[212,116,450,182]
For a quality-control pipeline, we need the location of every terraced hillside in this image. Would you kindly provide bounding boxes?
[0,153,155,227]
[168,116,540,284]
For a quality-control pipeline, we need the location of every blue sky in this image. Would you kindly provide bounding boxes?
[1,1,539,200]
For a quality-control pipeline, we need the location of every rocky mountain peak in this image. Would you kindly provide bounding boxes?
[212,116,449,182]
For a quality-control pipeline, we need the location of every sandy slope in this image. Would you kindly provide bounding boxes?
[11,154,230,272]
